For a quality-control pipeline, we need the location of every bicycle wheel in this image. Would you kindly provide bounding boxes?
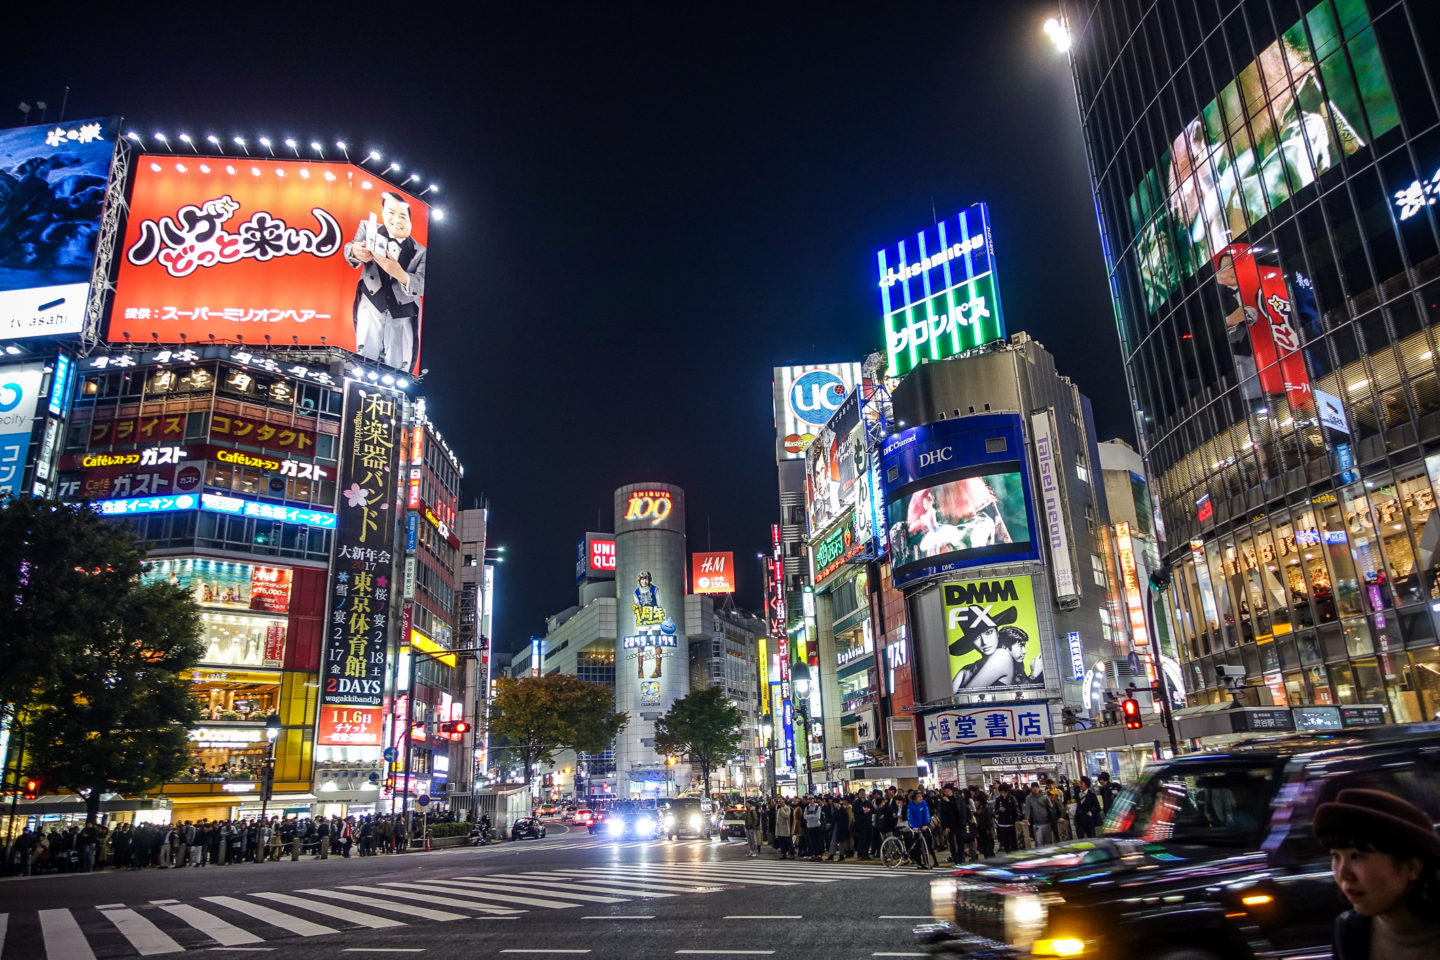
[880,836,906,868]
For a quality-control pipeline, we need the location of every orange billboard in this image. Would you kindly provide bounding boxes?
[692,552,735,594]
[111,157,429,372]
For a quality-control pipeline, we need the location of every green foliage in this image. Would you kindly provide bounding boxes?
[652,685,743,796]
[424,821,472,838]
[488,674,628,783]
[0,498,151,720]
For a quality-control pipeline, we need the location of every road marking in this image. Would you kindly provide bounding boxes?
[200,897,338,937]
[202,950,276,954]
[581,915,655,920]
[675,952,776,956]
[372,881,566,911]
[872,954,929,957]
[157,903,265,946]
[877,916,935,919]
[498,952,592,955]
[252,892,405,929]
[150,899,181,905]
[487,875,679,898]
[406,879,625,906]
[514,872,696,894]
[39,909,97,960]
[98,906,185,955]
[722,914,801,919]
[342,951,427,955]
[298,888,474,922]
[96,903,126,909]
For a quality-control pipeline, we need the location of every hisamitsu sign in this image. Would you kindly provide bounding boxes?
[922,702,1052,754]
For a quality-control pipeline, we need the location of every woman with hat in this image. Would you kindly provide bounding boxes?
[1312,788,1440,960]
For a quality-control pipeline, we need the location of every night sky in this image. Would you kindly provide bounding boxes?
[8,2,1129,658]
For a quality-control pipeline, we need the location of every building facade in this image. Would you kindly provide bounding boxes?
[1063,0,1440,724]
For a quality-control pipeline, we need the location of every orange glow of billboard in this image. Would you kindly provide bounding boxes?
[111,157,429,372]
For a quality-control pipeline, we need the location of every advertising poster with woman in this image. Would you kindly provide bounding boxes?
[942,575,1045,694]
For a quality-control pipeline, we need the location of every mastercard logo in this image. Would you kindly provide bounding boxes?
[783,433,815,455]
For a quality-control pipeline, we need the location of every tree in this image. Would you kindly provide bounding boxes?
[653,685,743,797]
[488,674,628,785]
[0,498,152,725]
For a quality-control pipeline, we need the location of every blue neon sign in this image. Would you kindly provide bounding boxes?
[48,353,74,418]
[91,492,336,530]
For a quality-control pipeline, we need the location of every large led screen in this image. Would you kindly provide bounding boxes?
[0,118,120,340]
[111,158,429,372]
[1127,0,1398,313]
[880,414,1037,585]
[878,203,1005,377]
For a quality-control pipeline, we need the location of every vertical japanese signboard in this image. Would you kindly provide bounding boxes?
[1031,410,1077,600]
[316,381,400,746]
[1115,521,1149,647]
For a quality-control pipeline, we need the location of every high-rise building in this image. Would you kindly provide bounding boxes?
[1063,0,1440,725]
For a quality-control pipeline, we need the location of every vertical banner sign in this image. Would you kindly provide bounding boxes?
[1031,411,1077,599]
[1115,521,1149,647]
[316,382,400,746]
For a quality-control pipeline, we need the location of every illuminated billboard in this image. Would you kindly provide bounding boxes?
[575,532,617,583]
[111,158,429,372]
[878,203,1005,378]
[142,557,293,614]
[942,576,1045,694]
[1127,0,1397,312]
[0,361,46,496]
[692,551,735,594]
[0,119,120,341]
[880,414,1036,586]
[773,363,862,462]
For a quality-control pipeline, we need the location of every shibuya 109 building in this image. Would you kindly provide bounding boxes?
[1062,0,1440,723]
[0,119,486,824]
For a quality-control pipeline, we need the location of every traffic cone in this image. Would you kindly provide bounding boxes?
[424,833,431,852]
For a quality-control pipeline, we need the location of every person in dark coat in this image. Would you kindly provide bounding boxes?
[973,786,995,858]
[1074,776,1103,839]
[994,783,1020,853]
[1313,788,1440,960]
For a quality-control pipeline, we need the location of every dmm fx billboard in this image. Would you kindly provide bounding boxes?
[316,381,402,747]
[111,158,430,372]
[943,576,1045,695]
[0,119,120,341]
[879,203,1005,377]
[773,363,862,462]
[880,413,1036,587]
[923,702,1052,754]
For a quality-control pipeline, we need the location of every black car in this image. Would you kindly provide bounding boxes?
[917,723,1440,959]
[510,816,547,841]
[660,798,716,840]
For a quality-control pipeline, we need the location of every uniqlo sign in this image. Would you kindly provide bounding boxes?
[589,537,616,573]
[692,551,734,594]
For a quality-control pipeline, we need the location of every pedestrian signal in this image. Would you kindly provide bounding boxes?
[22,778,40,800]
[1122,698,1142,730]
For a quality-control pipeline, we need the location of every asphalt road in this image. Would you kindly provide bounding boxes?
[0,822,937,959]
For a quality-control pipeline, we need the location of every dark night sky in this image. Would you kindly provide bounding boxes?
[8,2,1131,658]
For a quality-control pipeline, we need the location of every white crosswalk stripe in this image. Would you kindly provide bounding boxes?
[1,853,915,958]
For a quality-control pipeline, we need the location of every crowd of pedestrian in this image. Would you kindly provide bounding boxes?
[5,811,457,876]
[735,772,1121,869]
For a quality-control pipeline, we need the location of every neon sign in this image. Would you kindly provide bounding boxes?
[623,489,673,525]
[91,491,336,529]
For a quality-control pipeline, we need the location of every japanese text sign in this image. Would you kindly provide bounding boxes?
[923,702,1052,754]
[111,158,429,372]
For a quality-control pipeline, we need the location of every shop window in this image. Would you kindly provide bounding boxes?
[188,673,280,722]
[181,728,267,782]
[1328,660,1359,704]
[1348,657,1387,708]
[1341,617,1374,657]
[1392,647,1440,722]
[1368,467,1434,605]
[197,612,287,668]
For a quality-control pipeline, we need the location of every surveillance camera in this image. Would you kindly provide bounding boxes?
[1216,664,1246,689]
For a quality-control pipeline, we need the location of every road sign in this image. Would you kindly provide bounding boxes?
[1127,651,1142,676]
[383,746,399,763]
[416,794,431,807]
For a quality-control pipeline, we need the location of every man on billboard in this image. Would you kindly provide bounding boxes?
[345,192,425,371]
[1214,242,1314,419]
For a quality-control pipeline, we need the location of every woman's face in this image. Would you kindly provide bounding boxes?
[1330,846,1423,917]
[976,627,1000,657]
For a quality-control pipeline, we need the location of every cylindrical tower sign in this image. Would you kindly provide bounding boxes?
[612,482,688,796]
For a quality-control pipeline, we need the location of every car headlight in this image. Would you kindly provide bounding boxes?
[689,815,703,828]
[606,819,625,836]
[929,876,957,925]
[664,815,675,826]
[637,817,655,832]
[1004,891,1051,949]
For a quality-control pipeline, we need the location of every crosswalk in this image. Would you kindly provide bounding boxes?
[0,858,910,958]
[533,835,730,851]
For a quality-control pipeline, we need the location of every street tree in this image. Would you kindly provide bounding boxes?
[652,685,743,797]
[0,498,153,724]
[27,578,203,824]
[488,674,628,784]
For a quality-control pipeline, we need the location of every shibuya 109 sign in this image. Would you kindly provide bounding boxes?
[316,382,401,747]
[111,158,429,373]
[879,203,1005,377]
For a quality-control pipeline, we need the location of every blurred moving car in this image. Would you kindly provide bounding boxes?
[605,804,662,841]
[660,797,716,840]
[721,801,748,839]
[586,809,607,835]
[574,808,594,828]
[916,724,1440,959]
[561,806,577,822]
[510,817,548,841]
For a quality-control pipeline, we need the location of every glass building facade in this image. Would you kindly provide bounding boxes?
[1062,0,1440,719]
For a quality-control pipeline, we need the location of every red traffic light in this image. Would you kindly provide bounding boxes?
[439,720,470,736]
[23,778,40,800]
[1122,698,1143,730]
[383,775,396,791]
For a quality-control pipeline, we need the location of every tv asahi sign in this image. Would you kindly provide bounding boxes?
[1031,410,1078,600]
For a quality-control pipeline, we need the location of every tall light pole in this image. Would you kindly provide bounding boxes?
[259,713,281,857]
[759,717,775,796]
[792,662,813,796]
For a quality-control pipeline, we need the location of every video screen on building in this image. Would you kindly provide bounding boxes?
[1127,0,1397,313]
[886,469,1031,575]
[0,118,119,341]
[111,158,430,372]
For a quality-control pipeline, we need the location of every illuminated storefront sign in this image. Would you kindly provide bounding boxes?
[48,353,75,418]
[143,558,292,614]
[1067,631,1084,681]
[813,515,864,583]
[91,491,336,529]
[0,361,44,497]
[879,203,1005,377]
[621,489,673,525]
[692,551,735,594]
[315,381,400,747]
[1116,521,1149,647]
[922,702,1051,754]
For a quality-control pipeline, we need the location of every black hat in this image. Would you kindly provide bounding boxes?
[947,605,1019,656]
[1313,788,1440,864]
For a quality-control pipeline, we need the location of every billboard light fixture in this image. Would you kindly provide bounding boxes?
[310,141,324,157]
[396,379,409,389]
[126,131,143,144]
[232,136,249,155]
[284,137,298,156]
[434,209,445,222]
[382,374,395,385]
[259,136,274,156]
[149,162,162,173]
[323,171,336,182]
[366,370,379,381]
[225,165,236,175]
[4,345,20,356]
[175,163,187,173]
[198,164,210,173]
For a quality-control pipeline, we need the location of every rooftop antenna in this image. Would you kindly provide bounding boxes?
[931,195,938,225]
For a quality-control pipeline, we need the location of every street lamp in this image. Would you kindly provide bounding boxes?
[759,717,775,796]
[792,662,813,796]
[259,713,281,856]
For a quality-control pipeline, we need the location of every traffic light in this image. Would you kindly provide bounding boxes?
[22,778,40,800]
[665,755,678,766]
[1122,698,1143,730]
[384,775,396,791]
[438,720,470,738]
[260,759,275,803]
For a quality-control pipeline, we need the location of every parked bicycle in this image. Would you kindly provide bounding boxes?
[880,824,934,869]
